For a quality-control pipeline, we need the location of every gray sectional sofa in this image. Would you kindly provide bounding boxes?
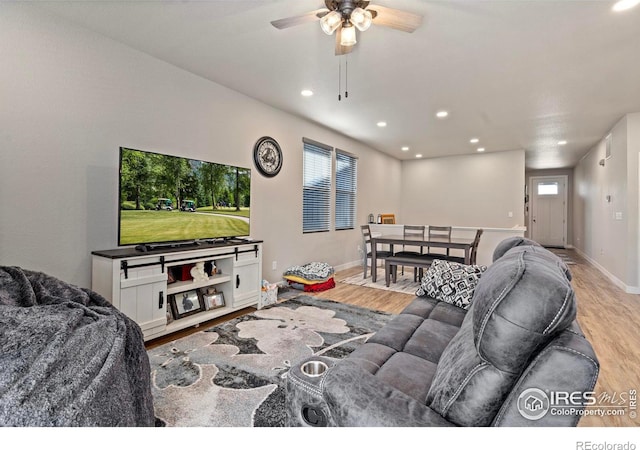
[286,237,600,427]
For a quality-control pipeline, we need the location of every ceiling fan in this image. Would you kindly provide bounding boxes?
[271,0,423,55]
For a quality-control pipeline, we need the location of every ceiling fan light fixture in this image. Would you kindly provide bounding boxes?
[351,7,373,31]
[340,21,357,46]
[320,10,342,35]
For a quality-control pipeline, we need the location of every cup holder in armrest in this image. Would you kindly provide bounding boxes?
[300,360,329,377]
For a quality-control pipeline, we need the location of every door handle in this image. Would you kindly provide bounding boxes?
[236,274,240,289]
[159,291,164,309]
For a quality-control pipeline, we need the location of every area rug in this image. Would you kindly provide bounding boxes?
[341,267,421,295]
[147,295,393,427]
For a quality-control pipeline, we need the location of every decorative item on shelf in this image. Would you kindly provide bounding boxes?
[178,265,194,281]
[167,267,176,284]
[169,290,203,319]
[380,213,396,224]
[201,287,225,310]
[204,260,217,276]
[166,305,174,324]
[368,213,375,224]
[190,262,209,282]
[377,214,381,224]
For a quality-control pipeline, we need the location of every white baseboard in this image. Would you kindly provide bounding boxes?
[573,248,640,294]
[334,259,362,272]
[334,259,388,273]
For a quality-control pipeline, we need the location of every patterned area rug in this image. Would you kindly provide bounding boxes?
[341,267,421,295]
[148,295,393,427]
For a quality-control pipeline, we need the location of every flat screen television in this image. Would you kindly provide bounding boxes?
[118,147,251,247]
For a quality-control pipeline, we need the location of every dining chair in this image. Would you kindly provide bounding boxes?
[361,225,393,279]
[393,225,426,280]
[444,229,484,265]
[427,225,452,257]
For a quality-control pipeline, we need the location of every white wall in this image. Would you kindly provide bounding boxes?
[399,150,526,228]
[626,113,640,290]
[0,4,402,288]
[573,113,640,292]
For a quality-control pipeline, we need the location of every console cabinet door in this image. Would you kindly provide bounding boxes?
[120,269,167,337]
[233,253,260,308]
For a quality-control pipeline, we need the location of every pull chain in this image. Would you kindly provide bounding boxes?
[338,56,349,101]
[338,58,342,101]
[345,55,349,99]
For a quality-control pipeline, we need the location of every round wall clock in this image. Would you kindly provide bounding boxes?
[253,136,283,177]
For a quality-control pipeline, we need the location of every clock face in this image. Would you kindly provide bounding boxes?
[253,137,282,177]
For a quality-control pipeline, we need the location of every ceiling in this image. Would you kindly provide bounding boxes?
[33,0,640,169]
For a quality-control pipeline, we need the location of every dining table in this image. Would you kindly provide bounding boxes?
[370,234,476,283]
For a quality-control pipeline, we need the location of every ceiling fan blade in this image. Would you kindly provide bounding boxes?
[335,28,355,56]
[271,8,328,30]
[368,5,423,33]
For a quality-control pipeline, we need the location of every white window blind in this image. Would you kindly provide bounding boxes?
[335,150,357,230]
[303,138,332,233]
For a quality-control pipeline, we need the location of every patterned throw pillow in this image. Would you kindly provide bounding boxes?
[416,259,488,309]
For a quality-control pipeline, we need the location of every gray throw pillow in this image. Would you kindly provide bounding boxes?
[416,259,488,309]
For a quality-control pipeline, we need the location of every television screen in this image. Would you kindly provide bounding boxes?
[118,147,250,246]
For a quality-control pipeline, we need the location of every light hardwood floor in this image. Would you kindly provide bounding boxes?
[561,250,640,427]
[146,250,640,427]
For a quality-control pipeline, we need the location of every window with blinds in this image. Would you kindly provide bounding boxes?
[303,139,332,233]
[335,150,357,230]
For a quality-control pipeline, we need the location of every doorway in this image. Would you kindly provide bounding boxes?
[530,175,568,247]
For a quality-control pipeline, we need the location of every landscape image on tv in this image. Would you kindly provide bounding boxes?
[119,147,250,246]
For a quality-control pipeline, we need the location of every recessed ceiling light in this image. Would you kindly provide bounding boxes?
[436,111,449,119]
[377,121,387,127]
[558,140,567,146]
[613,0,639,11]
[470,138,479,144]
[301,89,314,97]
[415,154,423,158]
[401,146,410,151]
[477,148,485,152]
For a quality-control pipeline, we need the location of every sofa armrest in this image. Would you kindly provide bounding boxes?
[492,325,599,426]
[323,359,455,427]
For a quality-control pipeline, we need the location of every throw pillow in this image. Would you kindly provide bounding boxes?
[416,259,487,309]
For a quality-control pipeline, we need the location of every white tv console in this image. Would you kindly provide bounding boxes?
[91,240,263,341]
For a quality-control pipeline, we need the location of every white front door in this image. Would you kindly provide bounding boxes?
[530,176,567,247]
